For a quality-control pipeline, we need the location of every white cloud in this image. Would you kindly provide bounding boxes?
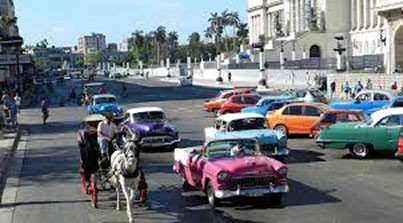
[52,26,67,34]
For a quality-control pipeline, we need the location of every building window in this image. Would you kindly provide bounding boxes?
[309,45,321,58]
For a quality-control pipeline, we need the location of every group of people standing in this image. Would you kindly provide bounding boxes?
[1,91,22,130]
[330,79,396,99]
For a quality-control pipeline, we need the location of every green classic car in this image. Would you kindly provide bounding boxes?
[316,108,403,159]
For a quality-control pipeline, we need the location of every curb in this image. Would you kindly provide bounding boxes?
[0,130,22,200]
[0,131,28,223]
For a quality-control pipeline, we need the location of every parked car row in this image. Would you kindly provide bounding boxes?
[202,87,403,162]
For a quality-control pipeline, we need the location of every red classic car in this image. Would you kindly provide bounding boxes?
[203,88,254,114]
[217,94,261,116]
[310,110,366,137]
[173,138,289,207]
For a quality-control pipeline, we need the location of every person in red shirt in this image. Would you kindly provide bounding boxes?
[391,81,398,90]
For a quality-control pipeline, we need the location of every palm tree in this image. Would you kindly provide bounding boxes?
[154,26,167,64]
[167,31,179,59]
[227,11,240,52]
[207,12,224,53]
[236,23,249,50]
[220,9,230,53]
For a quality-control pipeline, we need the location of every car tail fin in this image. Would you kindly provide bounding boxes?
[398,135,403,154]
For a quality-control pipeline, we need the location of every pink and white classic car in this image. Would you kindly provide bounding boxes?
[173,137,289,207]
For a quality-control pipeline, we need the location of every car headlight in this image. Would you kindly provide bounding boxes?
[277,167,288,177]
[217,171,229,183]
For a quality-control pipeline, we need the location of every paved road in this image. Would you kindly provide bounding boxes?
[3,76,403,223]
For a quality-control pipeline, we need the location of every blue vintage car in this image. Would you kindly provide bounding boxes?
[205,113,288,162]
[365,96,403,115]
[241,96,297,115]
[120,107,180,149]
[87,94,124,120]
[330,90,396,115]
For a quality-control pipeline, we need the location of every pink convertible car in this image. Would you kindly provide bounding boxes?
[173,138,289,207]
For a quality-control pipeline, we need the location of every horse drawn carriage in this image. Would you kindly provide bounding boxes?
[78,114,147,220]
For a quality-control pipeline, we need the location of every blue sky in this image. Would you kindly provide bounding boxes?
[15,0,246,47]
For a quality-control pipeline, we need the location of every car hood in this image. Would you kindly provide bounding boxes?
[90,103,123,113]
[209,156,280,177]
[241,106,264,114]
[127,120,178,135]
[215,129,282,144]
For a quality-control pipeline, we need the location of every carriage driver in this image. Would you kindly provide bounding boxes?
[97,112,118,157]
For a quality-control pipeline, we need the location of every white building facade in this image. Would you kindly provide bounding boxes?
[248,0,351,63]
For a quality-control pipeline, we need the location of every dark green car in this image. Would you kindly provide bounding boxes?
[316,108,403,159]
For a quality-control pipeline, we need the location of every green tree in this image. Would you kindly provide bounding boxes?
[236,22,249,49]
[84,52,100,67]
[154,26,167,64]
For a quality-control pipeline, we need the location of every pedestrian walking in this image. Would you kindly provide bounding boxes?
[342,81,351,100]
[121,82,127,97]
[330,81,336,99]
[366,79,373,89]
[391,81,398,90]
[5,97,18,129]
[228,72,232,82]
[353,81,363,97]
[41,98,49,125]
[14,93,21,114]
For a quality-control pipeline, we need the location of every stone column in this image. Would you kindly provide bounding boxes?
[363,0,368,29]
[295,0,300,32]
[166,58,171,77]
[290,0,295,33]
[352,0,357,30]
[187,56,192,76]
[370,0,375,28]
[357,0,362,30]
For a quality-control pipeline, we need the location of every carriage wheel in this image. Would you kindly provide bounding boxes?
[90,174,98,208]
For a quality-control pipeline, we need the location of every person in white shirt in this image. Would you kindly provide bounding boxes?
[14,93,21,113]
[97,113,118,157]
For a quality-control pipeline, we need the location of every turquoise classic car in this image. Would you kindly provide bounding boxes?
[205,113,288,162]
[316,108,403,159]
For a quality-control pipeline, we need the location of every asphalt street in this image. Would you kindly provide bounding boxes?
[2,76,403,223]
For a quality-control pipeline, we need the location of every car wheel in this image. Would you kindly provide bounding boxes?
[212,109,218,115]
[350,143,371,159]
[181,177,192,192]
[270,193,284,207]
[274,125,288,136]
[206,181,219,208]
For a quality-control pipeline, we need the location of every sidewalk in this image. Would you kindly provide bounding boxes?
[0,131,21,201]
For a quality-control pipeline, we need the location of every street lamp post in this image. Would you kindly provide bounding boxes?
[216,52,223,84]
[334,35,346,71]
[252,42,266,88]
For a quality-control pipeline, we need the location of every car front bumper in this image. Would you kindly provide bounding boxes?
[215,185,289,199]
[139,138,181,148]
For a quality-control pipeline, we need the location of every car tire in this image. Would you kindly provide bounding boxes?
[274,125,288,136]
[182,179,192,192]
[212,109,218,115]
[350,143,371,159]
[206,181,220,208]
[270,193,284,207]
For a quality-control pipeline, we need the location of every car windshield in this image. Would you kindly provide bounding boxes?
[310,90,325,98]
[205,139,257,160]
[133,111,165,121]
[228,118,266,131]
[392,100,403,107]
[95,97,116,104]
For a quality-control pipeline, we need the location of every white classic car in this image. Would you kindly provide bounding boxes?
[204,113,289,162]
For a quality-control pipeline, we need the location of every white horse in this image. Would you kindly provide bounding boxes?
[110,141,140,223]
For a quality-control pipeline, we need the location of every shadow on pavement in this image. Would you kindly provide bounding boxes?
[287,148,327,164]
[0,199,89,209]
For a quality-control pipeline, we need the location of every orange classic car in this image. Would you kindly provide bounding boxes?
[203,88,253,113]
[266,103,332,136]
